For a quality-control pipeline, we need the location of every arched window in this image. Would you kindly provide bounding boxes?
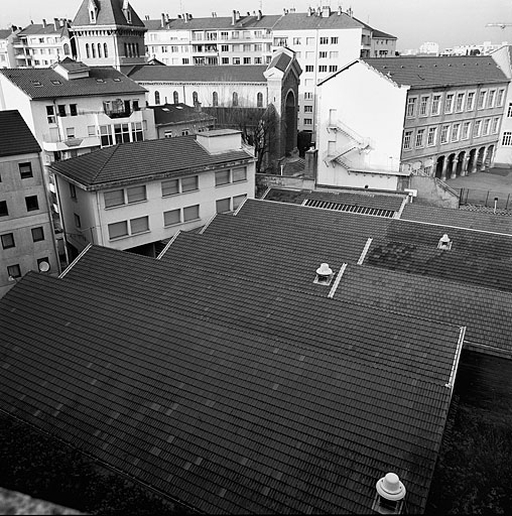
[124,43,128,57]
[173,91,179,104]
[155,91,160,105]
[257,92,263,108]
[63,43,70,56]
[104,43,108,58]
[97,43,101,58]
[212,91,218,107]
[136,43,140,56]
[85,43,90,59]
[192,91,199,105]
[232,92,239,107]
[91,43,96,58]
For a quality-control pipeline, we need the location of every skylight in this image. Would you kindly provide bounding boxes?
[96,78,105,83]
[51,79,62,85]
[31,80,43,87]
[113,77,121,82]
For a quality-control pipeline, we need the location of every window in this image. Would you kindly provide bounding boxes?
[216,198,231,213]
[0,201,7,216]
[164,209,181,226]
[331,37,338,44]
[431,95,441,116]
[46,105,56,124]
[233,167,247,182]
[212,91,218,107]
[181,129,190,136]
[7,264,21,279]
[69,183,77,200]
[221,44,229,52]
[127,185,146,204]
[31,226,44,242]
[154,91,160,105]
[304,92,313,100]
[304,118,313,125]
[508,103,512,118]
[221,57,229,65]
[406,97,417,117]
[415,128,425,147]
[455,93,465,112]
[58,104,66,117]
[492,117,500,134]
[465,92,475,111]
[113,123,129,144]
[243,57,251,65]
[70,104,77,116]
[306,37,314,45]
[233,57,240,65]
[215,170,230,186]
[477,90,487,109]
[104,43,108,58]
[131,122,143,142]
[100,125,113,147]
[482,118,490,135]
[427,127,437,146]
[192,91,199,105]
[87,126,96,137]
[419,96,429,116]
[461,121,471,140]
[497,88,505,107]
[473,120,482,137]
[320,37,328,44]
[451,123,460,141]
[233,194,246,210]
[1,233,14,249]
[104,189,124,208]
[182,58,189,64]
[305,65,314,72]
[91,44,96,58]
[161,179,179,196]
[182,175,198,192]
[329,65,337,73]
[66,127,75,139]
[304,106,313,112]
[502,132,512,146]
[130,216,149,234]
[319,65,327,73]
[85,43,90,59]
[74,213,81,228]
[19,162,33,179]
[25,195,39,212]
[232,92,239,107]
[319,51,327,59]
[292,37,301,45]
[444,93,454,113]
[403,130,412,150]
[108,221,128,239]
[440,125,450,144]
[183,204,199,222]
[487,90,496,108]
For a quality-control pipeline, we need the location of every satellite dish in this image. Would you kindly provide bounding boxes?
[412,161,422,171]
[38,261,50,273]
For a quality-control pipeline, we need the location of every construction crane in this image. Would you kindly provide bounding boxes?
[486,22,512,29]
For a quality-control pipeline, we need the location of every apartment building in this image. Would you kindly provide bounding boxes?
[316,56,508,191]
[143,6,396,139]
[0,110,59,298]
[0,29,18,68]
[50,130,255,258]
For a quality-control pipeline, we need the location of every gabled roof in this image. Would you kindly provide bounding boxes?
[0,110,40,157]
[272,11,364,30]
[50,134,253,188]
[145,14,281,31]
[0,234,463,513]
[17,21,71,36]
[0,65,146,99]
[127,64,267,83]
[363,56,509,88]
[72,0,145,28]
[152,103,216,127]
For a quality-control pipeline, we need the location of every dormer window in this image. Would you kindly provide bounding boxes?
[123,0,132,23]
[314,263,333,285]
[89,0,98,24]
[90,10,96,23]
[437,234,452,251]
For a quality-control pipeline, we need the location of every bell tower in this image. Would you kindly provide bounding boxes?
[71,0,146,70]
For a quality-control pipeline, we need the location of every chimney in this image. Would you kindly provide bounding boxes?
[236,11,241,21]
[232,9,237,25]
[321,5,331,17]
[305,147,318,178]
[42,19,47,28]
[337,6,342,15]
[54,18,59,31]
[437,234,452,250]
[184,13,189,23]
[314,263,333,285]
[257,9,262,20]
[373,473,406,514]
[161,13,166,27]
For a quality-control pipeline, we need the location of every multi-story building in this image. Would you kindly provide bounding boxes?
[0,110,59,298]
[143,6,396,140]
[0,28,18,68]
[71,0,146,71]
[316,55,509,191]
[50,129,255,259]
[9,19,73,68]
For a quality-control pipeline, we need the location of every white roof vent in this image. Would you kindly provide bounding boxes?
[314,263,333,285]
[437,233,452,250]
[373,473,406,514]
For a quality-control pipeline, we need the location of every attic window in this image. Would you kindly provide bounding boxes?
[90,9,96,23]
[96,78,105,83]
[314,263,333,285]
[113,77,121,82]
[437,234,452,250]
[31,80,43,87]
[51,79,62,85]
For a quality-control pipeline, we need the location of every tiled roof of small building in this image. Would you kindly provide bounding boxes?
[73,0,145,28]
[152,103,216,126]
[0,235,462,514]
[363,56,509,88]
[50,134,253,188]
[0,65,146,99]
[0,110,41,157]
[127,64,267,83]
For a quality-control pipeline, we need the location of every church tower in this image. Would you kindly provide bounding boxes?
[71,0,146,70]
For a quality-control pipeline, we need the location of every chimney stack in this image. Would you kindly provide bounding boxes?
[236,11,241,21]
[374,473,406,514]
[161,13,166,27]
[232,9,237,25]
[321,5,331,17]
[54,18,59,31]
[42,19,47,28]
[257,9,262,20]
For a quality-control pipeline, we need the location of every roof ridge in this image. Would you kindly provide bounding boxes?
[398,216,512,237]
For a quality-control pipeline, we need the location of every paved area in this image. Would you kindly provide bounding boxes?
[446,167,512,192]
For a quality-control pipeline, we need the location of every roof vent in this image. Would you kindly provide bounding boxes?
[373,473,406,514]
[314,263,333,285]
[437,233,452,250]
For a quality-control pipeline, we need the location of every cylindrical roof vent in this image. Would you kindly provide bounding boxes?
[374,473,406,514]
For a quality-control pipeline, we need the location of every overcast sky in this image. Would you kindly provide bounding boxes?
[2,0,511,51]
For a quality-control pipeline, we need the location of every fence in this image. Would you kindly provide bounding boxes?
[459,188,512,211]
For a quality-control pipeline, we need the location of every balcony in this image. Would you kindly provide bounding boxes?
[41,133,101,152]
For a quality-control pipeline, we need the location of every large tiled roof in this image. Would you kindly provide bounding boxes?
[145,14,281,31]
[152,103,216,126]
[363,56,509,88]
[127,65,267,83]
[18,22,70,36]
[0,65,146,99]
[50,134,253,188]
[0,29,12,39]
[0,110,41,157]
[272,11,364,30]
[0,233,462,513]
[73,0,145,28]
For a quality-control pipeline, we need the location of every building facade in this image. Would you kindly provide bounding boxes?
[0,111,59,298]
[51,130,255,258]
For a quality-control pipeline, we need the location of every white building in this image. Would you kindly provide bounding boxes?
[50,129,255,259]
